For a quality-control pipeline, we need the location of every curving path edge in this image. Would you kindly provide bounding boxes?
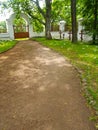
[0,40,96,130]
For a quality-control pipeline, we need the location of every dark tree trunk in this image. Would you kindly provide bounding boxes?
[71,0,77,43]
[45,0,52,39]
[29,0,52,39]
[93,0,98,44]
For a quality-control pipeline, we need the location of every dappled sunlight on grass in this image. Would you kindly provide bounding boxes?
[0,40,17,53]
[79,54,98,65]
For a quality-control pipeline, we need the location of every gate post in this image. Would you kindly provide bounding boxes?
[29,23,33,38]
[6,19,14,40]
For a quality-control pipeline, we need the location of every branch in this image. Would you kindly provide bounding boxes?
[27,11,45,25]
[31,0,46,18]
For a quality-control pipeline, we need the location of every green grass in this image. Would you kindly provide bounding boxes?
[33,38,98,122]
[0,40,17,53]
[15,38,29,41]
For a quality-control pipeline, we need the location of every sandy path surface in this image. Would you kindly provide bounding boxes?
[0,40,96,130]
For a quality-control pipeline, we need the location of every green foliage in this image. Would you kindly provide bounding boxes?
[0,40,17,53]
[0,21,6,29]
[51,0,71,26]
[0,21,7,33]
[13,18,26,26]
[80,0,98,44]
[33,38,98,121]
[13,18,27,32]
[33,20,44,32]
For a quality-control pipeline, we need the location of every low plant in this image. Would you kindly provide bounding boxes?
[0,40,17,53]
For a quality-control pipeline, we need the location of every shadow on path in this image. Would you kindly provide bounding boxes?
[0,40,96,130]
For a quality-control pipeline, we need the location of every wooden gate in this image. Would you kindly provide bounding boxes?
[13,25,29,39]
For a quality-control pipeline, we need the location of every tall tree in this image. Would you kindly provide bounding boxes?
[71,0,77,43]
[45,0,52,39]
[30,0,52,39]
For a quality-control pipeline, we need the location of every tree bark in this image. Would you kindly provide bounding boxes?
[45,0,52,39]
[71,0,77,43]
[93,0,98,44]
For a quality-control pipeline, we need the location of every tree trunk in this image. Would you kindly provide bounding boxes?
[93,0,98,44]
[45,0,52,39]
[71,0,77,43]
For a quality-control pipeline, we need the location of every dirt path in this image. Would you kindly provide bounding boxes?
[0,40,96,130]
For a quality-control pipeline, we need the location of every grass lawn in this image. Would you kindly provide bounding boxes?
[0,40,17,53]
[33,38,98,123]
